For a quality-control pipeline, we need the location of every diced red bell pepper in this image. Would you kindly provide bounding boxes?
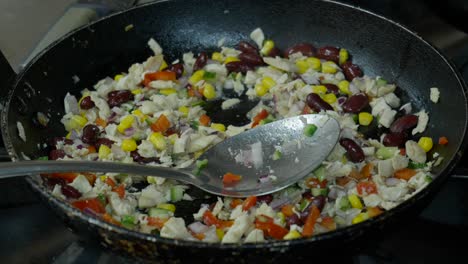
[151,114,171,133]
[320,216,337,231]
[113,184,125,199]
[147,217,168,229]
[251,109,269,128]
[302,205,320,237]
[242,196,257,211]
[143,71,176,86]
[202,210,233,229]
[254,215,288,239]
[305,178,328,188]
[222,173,242,186]
[102,213,121,226]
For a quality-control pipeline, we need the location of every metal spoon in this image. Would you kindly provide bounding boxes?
[0,114,340,197]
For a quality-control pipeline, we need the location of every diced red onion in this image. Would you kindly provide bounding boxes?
[386,177,401,186]
[328,186,346,200]
[124,127,135,137]
[188,222,209,234]
[337,97,347,105]
[77,144,84,150]
[107,112,118,122]
[83,207,99,217]
[270,190,302,210]
[69,130,80,140]
[258,175,271,184]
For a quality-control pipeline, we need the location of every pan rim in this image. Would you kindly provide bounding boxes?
[3,0,468,252]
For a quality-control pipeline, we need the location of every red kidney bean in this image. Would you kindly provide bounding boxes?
[306,93,333,112]
[61,185,82,199]
[267,47,281,58]
[49,149,65,160]
[81,124,100,144]
[107,90,134,107]
[322,83,339,95]
[390,115,418,134]
[238,41,259,54]
[238,52,264,66]
[193,52,208,71]
[340,138,365,163]
[342,93,369,113]
[341,61,363,81]
[43,176,66,188]
[130,151,160,164]
[310,195,326,211]
[284,43,316,58]
[316,46,340,63]
[225,61,255,74]
[383,132,408,147]
[165,63,184,79]
[257,194,273,204]
[95,138,114,150]
[79,96,95,110]
[287,213,301,226]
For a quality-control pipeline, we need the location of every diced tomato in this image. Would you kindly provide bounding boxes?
[394,168,417,181]
[147,217,168,229]
[95,117,107,128]
[105,177,116,188]
[281,204,294,217]
[222,173,242,186]
[199,114,211,126]
[82,172,97,185]
[87,145,97,153]
[251,109,269,128]
[356,181,378,195]
[113,184,125,199]
[242,196,257,211]
[202,210,233,229]
[72,198,106,214]
[190,231,206,241]
[255,215,288,239]
[305,178,327,188]
[302,205,320,237]
[360,163,374,179]
[320,216,336,231]
[151,114,171,133]
[230,199,243,209]
[439,136,449,145]
[367,207,384,218]
[102,213,121,226]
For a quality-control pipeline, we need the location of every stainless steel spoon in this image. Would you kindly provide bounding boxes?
[0,114,340,197]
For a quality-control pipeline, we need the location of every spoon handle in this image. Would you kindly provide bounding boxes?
[0,160,195,183]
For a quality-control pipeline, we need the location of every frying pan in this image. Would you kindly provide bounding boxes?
[1,0,467,262]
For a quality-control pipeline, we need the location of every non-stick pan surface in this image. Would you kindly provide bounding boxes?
[2,0,467,262]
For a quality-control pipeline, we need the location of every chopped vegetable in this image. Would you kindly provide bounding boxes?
[251,109,269,128]
[418,137,433,152]
[151,114,171,133]
[439,136,449,145]
[242,196,257,211]
[304,124,318,137]
[199,114,211,126]
[394,168,417,181]
[348,194,363,209]
[255,215,288,239]
[302,205,320,237]
[222,172,242,186]
[170,186,185,202]
[356,181,378,195]
[72,198,106,214]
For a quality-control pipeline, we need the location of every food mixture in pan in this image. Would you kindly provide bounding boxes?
[41,28,445,243]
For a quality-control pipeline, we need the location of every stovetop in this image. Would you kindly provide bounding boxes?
[2,0,468,263]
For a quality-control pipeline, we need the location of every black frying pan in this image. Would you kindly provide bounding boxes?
[1,0,467,262]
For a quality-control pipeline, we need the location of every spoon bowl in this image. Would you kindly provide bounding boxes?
[0,114,340,197]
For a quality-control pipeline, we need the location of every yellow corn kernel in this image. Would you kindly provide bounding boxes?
[189,70,205,85]
[352,212,369,224]
[178,106,190,117]
[306,57,321,70]
[114,74,124,81]
[194,149,205,159]
[348,194,363,209]
[322,61,338,74]
[339,48,349,65]
[211,123,226,132]
[121,138,137,152]
[203,83,216,99]
[67,115,88,130]
[100,175,107,182]
[322,93,337,104]
[131,89,142,95]
[157,203,176,212]
[211,52,224,62]
[283,230,302,240]
[341,155,348,164]
[149,132,166,150]
[358,112,374,126]
[255,83,269,97]
[159,60,168,71]
[159,88,177,95]
[418,137,433,152]
[98,145,111,159]
[65,131,72,139]
[132,109,146,121]
[117,115,135,134]
[261,39,275,55]
[338,80,351,95]
[216,228,224,240]
[224,56,240,64]
[262,76,277,89]
[295,59,310,74]
[168,134,178,145]
[312,85,327,94]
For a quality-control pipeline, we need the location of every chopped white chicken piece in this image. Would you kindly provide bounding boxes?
[244,229,265,243]
[430,87,440,103]
[250,28,265,48]
[69,175,92,194]
[222,214,251,243]
[378,159,394,177]
[148,38,163,55]
[412,110,429,135]
[405,140,426,163]
[160,217,192,239]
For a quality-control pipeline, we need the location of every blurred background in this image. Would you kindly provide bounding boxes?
[1,0,468,263]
